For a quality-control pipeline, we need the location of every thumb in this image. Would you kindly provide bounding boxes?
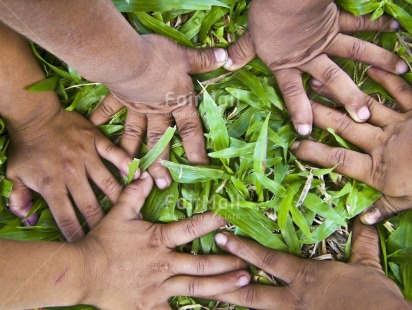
[8,179,38,226]
[110,172,153,220]
[90,92,124,126]
[224,31,256,71]
[186,47,228,74]
[349,217,382,271]
[360,196,409,225]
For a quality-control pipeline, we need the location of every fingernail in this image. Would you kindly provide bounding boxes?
[362,208,382,225]
[133,169,141,180]
[140,171,149,180]
[215,233,227,246]
[311,79,323,87]
[396,60,409,74]
[390,20,400,30]
[357,106,371,121]
[156,178,169,189]
[215,49,228,63]
[290,141,301,151]
[224,58,233,70]
[238,275,250,287]
[296,124,312,136]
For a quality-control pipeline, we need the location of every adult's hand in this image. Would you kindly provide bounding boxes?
[78,173,250,309]
[7,108,133,241]
[224,0,408,136]
[291,67,412,225]
[91,34,228,189]
[212,219,409,309]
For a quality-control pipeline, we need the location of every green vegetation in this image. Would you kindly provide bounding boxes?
[0,0,410,309]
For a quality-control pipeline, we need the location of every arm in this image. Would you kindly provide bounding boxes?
[0,174,250,309]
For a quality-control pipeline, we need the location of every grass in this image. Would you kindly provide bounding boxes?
[0,0,411,309]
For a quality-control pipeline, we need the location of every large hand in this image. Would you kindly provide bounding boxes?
[225,0,408,136]
[291,68,412,225]
[77,173,250,309]
[91,34,228,189]
[7,107,133,241]
[212,219,409,309]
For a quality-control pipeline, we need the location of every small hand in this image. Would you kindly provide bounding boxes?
[90,34,228,189]
[77,173,250,309]
[212,218,408,309]
[291,67,412,225]
[225,0,408,135]
[7,108,133,241]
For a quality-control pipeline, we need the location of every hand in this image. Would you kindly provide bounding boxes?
[212,218,409,309]
[291,67,412,225]
[90,34,228,189]
[77,173,250,309]
[224,0,408,136]
[7,107,133,241]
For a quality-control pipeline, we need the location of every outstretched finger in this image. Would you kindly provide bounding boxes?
[172,101,209,165]
[339,11,398,33]
[310,101,384,153]
[214,232,303,284]
[302,55,371,123]
[367,67,412,113]
[147,114,174,189]
[90,92,124,126]
[8,179,37,226]
[165,270,250,298]
[120,110,147,158]
[275,68,313,136]
[224,31,256,71]
[111,172,153,220]
[162,212,227,248]
[349,217,382,271]
[290,140,375,188]
[326,34,408,75]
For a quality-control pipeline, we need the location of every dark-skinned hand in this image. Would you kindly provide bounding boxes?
[291,67,412,225]
[212,218,410,309]
[90,34,228,189]
[224,0,408,136]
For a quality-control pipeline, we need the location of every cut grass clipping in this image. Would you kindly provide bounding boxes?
[0,0,411,309]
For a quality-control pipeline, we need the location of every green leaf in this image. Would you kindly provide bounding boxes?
[255,173,286,197]
[303,193,347,227]
[27,77,58,92]
[161,161,229,183]
[113,0,228,12]
[254,114,270,201]
[123,158,140,185]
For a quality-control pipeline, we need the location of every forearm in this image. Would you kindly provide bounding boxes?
[0,239,85,309]
[0,0,148,86]
[0,22,61,139]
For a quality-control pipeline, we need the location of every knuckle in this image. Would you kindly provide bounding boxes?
[150,225,166,248]
[260,248,277,269]
[188,279,200,296]
[183,220,200,239]
[123,122,145,140]
[329,148,349,168]
[294,263,318,285]
[81,202,101,219]
[105,143,117,157]
[355,16,366,31]
[147,129,166,144]
[334,112,353,136]
[150,260,170,273]
[241,286,259,305]
[322,66,342,84]
[57,216,78,231]
[102,177,120,195]
[348,40,365,60]
[62,159,77,177]
[177,120,201,139]
[281,81,304,98]
[195,257,210,275]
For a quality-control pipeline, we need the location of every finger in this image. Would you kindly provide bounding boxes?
[172,102,209,165]
[310,101,384,153]
[120,110,147,158]
[8,180,37,226]
[274,68,313,136]
[147,114,174,189]
[302,55,372,123]
[90,92,124,126]
[349,217,382,271]
[186,46,228,74]
[95,134,134,178]
[86,159,123,204]
[67,178,103,229]
[310,78,405,127]
[326,34,408,75]
[170,253,247,276]
[162,212,227,247]
[214,232,302,283]
[165,270,250,298]
[290,140,375,187]
[367,67,412,112]
[339,11,399,33]
[111,172,153,220]
[360,196,411,225]
[42,191,85,242]
[214,284,293,310]
[224,31,256,71]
